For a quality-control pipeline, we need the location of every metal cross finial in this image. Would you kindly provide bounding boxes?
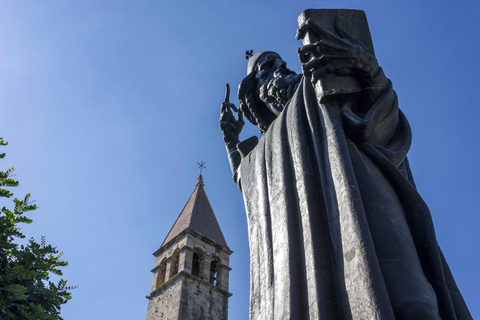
[245,50,253,60]
[197,161,206,175]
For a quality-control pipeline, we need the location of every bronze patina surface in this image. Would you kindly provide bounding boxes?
[219,9,472,320]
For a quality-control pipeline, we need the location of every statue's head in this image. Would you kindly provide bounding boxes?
[238,51,300,134]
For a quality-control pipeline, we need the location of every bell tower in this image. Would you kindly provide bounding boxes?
[146,175,232,320]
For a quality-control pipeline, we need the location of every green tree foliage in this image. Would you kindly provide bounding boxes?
[0,138,74,319]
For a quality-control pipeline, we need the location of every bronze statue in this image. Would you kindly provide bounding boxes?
[220,9,472,319]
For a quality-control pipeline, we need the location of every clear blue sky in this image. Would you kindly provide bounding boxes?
[1,1,479,319]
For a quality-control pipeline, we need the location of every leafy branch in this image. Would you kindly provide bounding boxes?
[0,138,75,320]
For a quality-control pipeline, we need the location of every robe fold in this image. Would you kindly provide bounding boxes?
[237,77,472,319]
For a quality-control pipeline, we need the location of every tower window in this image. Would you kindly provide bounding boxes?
[156,259,167,288]
[192,253,200,277]
[169,249,180,278]
[210,258,220,286]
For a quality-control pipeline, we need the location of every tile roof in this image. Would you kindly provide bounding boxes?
[161,175,228,248]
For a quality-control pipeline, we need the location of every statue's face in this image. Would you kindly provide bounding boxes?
[253,52,300,116]
[254,53,287,87]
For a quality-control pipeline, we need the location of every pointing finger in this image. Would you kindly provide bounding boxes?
[224,83,230,103]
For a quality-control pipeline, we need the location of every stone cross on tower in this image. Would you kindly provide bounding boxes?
[145,175,232,320]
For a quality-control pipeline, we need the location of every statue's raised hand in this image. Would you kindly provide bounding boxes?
[220,84,244,144]
[296,17,379,83]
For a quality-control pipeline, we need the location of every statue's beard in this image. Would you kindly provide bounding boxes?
[259,68,301,114]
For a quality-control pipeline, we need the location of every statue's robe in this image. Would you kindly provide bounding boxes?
[236,78,472,319]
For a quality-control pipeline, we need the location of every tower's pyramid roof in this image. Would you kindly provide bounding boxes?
[161,175,228,248]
